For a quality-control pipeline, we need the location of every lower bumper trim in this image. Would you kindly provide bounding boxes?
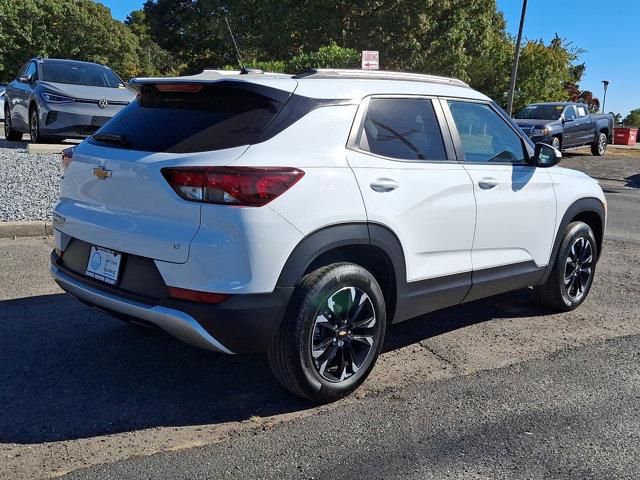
[51,265,234,354]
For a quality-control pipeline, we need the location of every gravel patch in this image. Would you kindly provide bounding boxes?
[0,128,636,223]
[0,133,63,222]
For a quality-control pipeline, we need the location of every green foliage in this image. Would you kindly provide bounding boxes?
[125,9,181,76]
[222,45,358,74]
[286,43,359,72]
[141,0,586,112]
[0,0,595,113]
[623,108,640,127]
[0,0,142,81]
[246,60,287,73]
[509,36,577,112]
[142,0,511,83]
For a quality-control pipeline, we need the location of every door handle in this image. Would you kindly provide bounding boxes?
[370,178,399,192]
[478,177,498,190]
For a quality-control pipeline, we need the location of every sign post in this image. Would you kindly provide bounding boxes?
[361,51,379,70]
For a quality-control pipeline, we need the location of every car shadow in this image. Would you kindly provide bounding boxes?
[625,174,640,189]
[0,132,80,150]
[0,137,29,150]
[383,288,548,352]
[561,150,590,158]
[0,289,549,444]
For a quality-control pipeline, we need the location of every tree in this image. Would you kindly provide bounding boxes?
[142,0,513,91]
[509,36,579,112]
[623,108,640,127]
[286,43,359,72]
[142,0,587,113]
[125,9,181,76]
[0,0,144,81]
[577,90,600,113]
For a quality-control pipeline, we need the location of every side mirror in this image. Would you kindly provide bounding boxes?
[563,117,574,123]
[528,143,562,168]
[18,75,29,83]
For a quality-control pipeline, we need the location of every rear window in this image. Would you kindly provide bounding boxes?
[42,62,124,88]
[357,97,447,161]
[90,83,289,153]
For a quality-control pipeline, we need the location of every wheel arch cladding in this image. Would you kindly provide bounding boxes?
[540,197,605,284]
[276,223,406,323]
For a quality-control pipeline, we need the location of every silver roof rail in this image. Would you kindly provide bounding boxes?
[292,69,470,88]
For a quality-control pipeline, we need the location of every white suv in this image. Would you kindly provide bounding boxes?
[51,69,606,402]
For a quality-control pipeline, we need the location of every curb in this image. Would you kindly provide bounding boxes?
[27,143,71,155]
[0,221,53,239]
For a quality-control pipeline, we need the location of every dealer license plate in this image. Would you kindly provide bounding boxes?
[85,246,122,285]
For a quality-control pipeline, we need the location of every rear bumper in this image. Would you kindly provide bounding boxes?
[51,250,292,354]
[51,263,234,353]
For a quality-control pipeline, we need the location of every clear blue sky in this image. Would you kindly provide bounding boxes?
[102,0,637,116]
[497,0,637,116]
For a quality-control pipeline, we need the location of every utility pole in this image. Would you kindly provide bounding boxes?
[601,80,610,114]
[506,0,528,116]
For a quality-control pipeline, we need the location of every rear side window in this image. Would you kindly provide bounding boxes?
[90,82,289,153]
[357,98,447,161]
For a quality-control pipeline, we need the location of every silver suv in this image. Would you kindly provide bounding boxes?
[4,58,136,142]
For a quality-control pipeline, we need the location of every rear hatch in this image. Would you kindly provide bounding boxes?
[55,77,297,263]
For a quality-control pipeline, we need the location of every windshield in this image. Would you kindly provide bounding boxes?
[514,104,564,120]
[42,62,125,88]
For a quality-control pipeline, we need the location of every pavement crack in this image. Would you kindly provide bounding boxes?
[419,341,458,369]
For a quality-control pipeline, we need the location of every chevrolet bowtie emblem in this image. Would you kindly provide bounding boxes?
[92,167,112,180]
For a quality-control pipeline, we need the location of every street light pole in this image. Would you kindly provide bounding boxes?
[506,0,528,116]
[601,80,610,114]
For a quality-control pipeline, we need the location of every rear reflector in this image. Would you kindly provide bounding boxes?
[161,167,304,207]
[61,146,75,170]
[168,286,231,304]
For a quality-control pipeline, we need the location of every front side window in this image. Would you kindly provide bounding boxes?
[16,63,28,81]
[357,97,447,161]
[564,106,577,120]
[447,101,526,164]
[24,62,37,81]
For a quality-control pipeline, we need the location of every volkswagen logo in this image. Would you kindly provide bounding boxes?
[97,99,109,109]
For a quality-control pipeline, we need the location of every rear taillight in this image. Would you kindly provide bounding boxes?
[61,146,75,170]
[161,167,304,207]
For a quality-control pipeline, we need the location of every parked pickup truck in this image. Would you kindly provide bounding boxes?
[514,102,614,156]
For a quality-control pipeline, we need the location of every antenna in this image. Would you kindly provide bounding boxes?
[221,8,245,70]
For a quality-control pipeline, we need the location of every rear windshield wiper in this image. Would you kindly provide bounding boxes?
[92,133,131,147]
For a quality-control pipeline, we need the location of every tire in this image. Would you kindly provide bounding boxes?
[534,221,597,311]
[268,262,386,402]
[4,105,23,141]
[551,136,561,150]
[591,132,607,156]
[29,106,51,143]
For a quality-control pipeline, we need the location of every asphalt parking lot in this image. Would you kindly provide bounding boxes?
[1,148,639,479]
